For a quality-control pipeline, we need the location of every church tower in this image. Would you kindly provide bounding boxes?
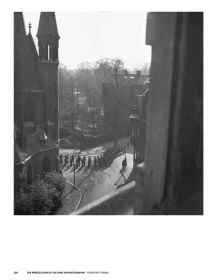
[37,12,60,141]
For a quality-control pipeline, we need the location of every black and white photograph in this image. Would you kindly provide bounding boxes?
[2,0,220,279]
[14,11,203,215]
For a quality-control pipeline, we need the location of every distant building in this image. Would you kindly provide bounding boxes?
[14,12,60,188]
[102,70,149,135]
[130,88,150,164]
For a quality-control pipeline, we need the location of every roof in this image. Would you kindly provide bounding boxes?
[14,12,41,91]
[37,12,60,38]
[103,73,149,86]
[27,33,38,60]
[16,135,58,163]
[14,12,26,36]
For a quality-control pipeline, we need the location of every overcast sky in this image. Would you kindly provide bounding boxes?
[24,12,151,70]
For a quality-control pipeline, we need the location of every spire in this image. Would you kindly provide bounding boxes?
[14,12,26,36]
[37,12,59,62]
[28,22,32,34]
[37,12,60,38]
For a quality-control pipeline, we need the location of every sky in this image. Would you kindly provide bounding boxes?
[24,12,151,70]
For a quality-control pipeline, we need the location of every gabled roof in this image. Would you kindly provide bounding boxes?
[14,12,26,36]
[27,33,38,60]
[14,12,41,91]
[16,136,58,163]
[37,12,60,38]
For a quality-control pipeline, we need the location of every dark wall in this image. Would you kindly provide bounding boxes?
[39,61,59,141]
[136,12,203,215]
[164,13,203,214]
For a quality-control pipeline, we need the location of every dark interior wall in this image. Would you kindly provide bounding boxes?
[164,13,203,214]
[142,13,178,213]
[138,12,203,215]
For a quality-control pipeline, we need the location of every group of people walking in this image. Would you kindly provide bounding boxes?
[59,142,129,171]
[103,144,125,165]
[59,154,91,168]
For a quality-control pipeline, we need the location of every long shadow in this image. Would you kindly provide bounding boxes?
[63,165,71,171]
[76,166,83,172]
[69,165,88,173]
[61,168,96,198]
[82,166,90,173]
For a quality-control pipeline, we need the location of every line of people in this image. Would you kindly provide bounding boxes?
[103,144,126,165]
[59,143,129,171]
[59,153,105,169]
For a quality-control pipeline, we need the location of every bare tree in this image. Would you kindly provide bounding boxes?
[95,58,124,145]
[95,58,114,79]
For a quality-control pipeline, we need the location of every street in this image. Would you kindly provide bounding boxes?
[56,137,133,215]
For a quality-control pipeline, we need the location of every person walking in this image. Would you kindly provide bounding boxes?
[59,153,63,164]
[82,156,86,167]
[122,157,127,171]
[76,156,80,167]
[71,155,74,166]
[65,155,68,166]
[98,156,102,167]
[88,156,91,168]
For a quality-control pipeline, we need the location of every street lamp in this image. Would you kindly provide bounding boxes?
[129,110,140,165]
[73,163,76,187]
[72,89,75,135]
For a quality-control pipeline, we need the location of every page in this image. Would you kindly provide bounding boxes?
[1,0,218,280]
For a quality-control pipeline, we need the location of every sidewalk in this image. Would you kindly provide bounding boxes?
[56,181,82,215]
[79,153,133,208]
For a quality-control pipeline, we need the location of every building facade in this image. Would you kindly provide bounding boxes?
[134,12,203,214]
[130,88,150,164]
[14,12,60,188]
[102,71,149,135]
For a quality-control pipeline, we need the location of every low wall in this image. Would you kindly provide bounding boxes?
[23,146,59,183]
